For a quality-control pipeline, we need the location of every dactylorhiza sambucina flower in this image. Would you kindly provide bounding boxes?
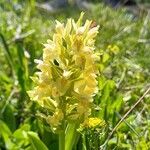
[28,13,99,131]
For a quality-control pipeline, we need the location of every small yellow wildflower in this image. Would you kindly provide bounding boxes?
[107,45,112,49]
[81,117,105,129]
[107,44,120,54]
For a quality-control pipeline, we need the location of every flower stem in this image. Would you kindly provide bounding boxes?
[65,123,79,150]
[59,129,65,150]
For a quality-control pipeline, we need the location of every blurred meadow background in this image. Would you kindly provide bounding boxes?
[0,0,150,149]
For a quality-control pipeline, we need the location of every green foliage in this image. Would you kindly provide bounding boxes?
[27,132,49,150]
[0,0,150,150]
[0,120,49,150]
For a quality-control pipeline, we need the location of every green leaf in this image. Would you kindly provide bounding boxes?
[0,120,12,136]
[27,131,49,150]
[65,123,79,150]
[13,124,30,140]
[0,33,14,74]
[102,53,110,63]
[0,120,15,149]
[2,104,16,132]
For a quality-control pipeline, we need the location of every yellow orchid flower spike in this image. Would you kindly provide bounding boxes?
[28,12,99,132]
